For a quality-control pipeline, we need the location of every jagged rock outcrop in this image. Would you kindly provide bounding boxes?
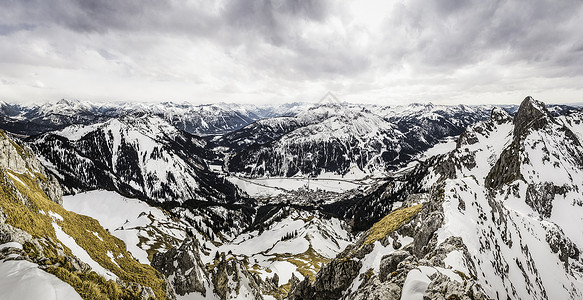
[151,237,209,298]
[289,259,362,300]
[0,131,62,205]
[513,96,553,137]
[211,254,264,300]
[486,96,582,189]
[525,182,569,218]
[457,106,512,148]
[486,98,546,189]
[379,250,409,281]
[491,106,513,125]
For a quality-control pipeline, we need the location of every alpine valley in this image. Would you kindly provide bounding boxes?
[1,96,582,300]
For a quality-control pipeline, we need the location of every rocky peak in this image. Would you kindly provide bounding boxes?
[211,254,263,300]
[513,96,555,137]
[490,106,512,125]
[151,237,210,298]
[456,106,511,148]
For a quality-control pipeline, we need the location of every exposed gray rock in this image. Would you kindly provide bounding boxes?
[140,286,155,300]
[37,174,63,206]
[64,255,92,273]
[513,96,554,137]
[491,106,512,125]
[0,131,63,205]
[485,140,523,189]
[211,254,263,300]
[313,259,362,297]
[348,276,401,300]
[379,250,410,282]
[288,259,362,300]
[0,132,30,174]
[525,182,569,218]
[424,273,488,300]
[151,237,208,297]
[412,211,444,258]
[546,226,580,268]
[486,97,573,190]
[0,223,33,245]
[120,281,158,300]
[0,207,6,224]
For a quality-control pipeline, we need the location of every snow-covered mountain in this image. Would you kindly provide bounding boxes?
[220,103,491,177]
[0,99,293,136]
[3,96,583,300]
[288,96,583,299]
[26,114,242,203]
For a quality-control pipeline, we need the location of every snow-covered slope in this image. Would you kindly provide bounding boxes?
[63,190,188,264]
[0,259,82,300]
[27,114,242,203]
[216,207,353,283]
[145,102,262,135]
[289,97,583,300]
[0,99,121,136]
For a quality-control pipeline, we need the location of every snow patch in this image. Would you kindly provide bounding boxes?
[0,259,82,300]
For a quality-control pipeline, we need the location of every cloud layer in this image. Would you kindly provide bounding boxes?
[1,0,582,105]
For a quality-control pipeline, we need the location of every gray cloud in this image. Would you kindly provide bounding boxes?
[0,0,582,104]
[382,0,583,73]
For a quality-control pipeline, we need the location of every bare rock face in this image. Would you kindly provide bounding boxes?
[379,250,409,281]
[211,254,263,300]
[313,259,362,297]
[486,97,552,190]
[491,106,512,125]
[0,131,63,205]
[525,182,569,218]
[288,259,362,300]
[0,132,30,173]
[151,237,209,298]
[37,174,63,206]
[485,140,523,189]
[348,277,401,300]
[424,273,487,300]
[0,223,33,245]
[487,96,583,190]
[513,96,554,137]
[412,211,443,257]
[546,226,580,268]
[0,208,6,224]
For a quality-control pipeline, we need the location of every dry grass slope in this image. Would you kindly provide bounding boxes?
[0,135,168,299]
[365,204,423,245]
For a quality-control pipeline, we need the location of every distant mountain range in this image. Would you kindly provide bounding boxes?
[1,97,583,300]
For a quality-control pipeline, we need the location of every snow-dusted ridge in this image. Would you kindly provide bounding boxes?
[27,114,241,203]
[0,99,306,136]
[221,102,492,178]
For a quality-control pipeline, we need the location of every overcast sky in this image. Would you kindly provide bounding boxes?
[1,0,582,105]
